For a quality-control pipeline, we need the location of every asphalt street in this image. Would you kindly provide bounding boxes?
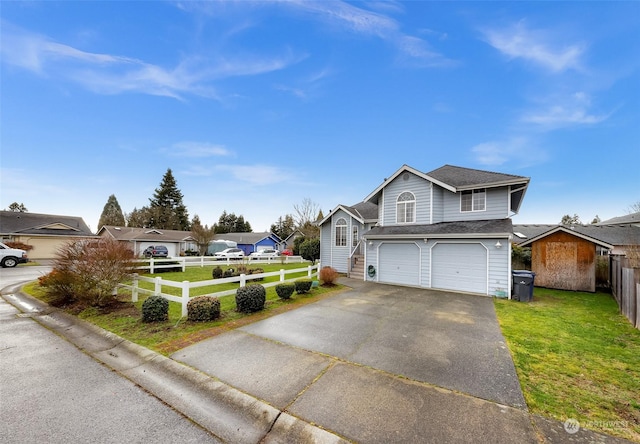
[0,266,219,444]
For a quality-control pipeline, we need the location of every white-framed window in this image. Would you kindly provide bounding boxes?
[352,225,358,247]
[396,191,416,223]
[335,218,347,246]
[461,189,486,212]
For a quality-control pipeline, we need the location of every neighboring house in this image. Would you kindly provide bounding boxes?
[0,211,96,259]
[319,164,530,297]
[514,222,640,292]
[597,212,640,228]
[283,229,305,251]
[213,232,284,256]
[98,226,197,257]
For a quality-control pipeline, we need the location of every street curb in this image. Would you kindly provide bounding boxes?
[3,288,348,444]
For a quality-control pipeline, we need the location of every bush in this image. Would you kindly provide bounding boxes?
[212,266,223,279]
[187,296,221,322]
[235,284,266,313]
[319,266,339,286]
[38,269,76,306]
[295,279,313,294]
[41,238,135,307]
[142,295,169,323]
[223,268,237,278]
[299,238,320,263]
[275,283,295,300]
[247,268,264,281]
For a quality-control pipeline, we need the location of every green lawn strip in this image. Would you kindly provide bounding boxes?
[494,288,640,442]
[21,265,344,357]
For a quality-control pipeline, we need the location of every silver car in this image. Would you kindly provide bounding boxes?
[214,248,245,259]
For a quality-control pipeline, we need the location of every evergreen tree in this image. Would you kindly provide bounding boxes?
[214,211,252,233]
[270,215,295,240]
[148,168,190,230]
[126,206,153,228]
[98,194,126,228]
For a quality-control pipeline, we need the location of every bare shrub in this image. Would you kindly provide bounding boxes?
[319,266,339,286]
[42,238,135,307]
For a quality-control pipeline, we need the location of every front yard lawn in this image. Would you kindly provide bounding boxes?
[24,263,345,356]
[494,287,640,442]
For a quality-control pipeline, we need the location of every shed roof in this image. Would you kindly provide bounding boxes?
[514,224,640,248]
[0,211,95,237]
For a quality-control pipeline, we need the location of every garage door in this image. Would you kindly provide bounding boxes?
[378,243,420,286]
[431,243,487,294]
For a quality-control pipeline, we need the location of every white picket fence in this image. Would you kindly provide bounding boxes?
[118,263,320,317]
[136,255,305,273]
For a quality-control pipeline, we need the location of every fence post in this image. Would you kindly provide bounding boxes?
[201,256,204,267]
[154,276,162,296]
[240,274,246,288]
[280,269,285,282]
[150,257,155,274]
[132,273,138,302]
[182,258,186,272]
[308,265,312,277]
[182,281,189,317]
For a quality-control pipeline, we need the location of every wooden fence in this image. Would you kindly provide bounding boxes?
[610,255,640,329]
[135,255,305,273]
[118,263,319,317]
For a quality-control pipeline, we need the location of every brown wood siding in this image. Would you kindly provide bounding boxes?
[531,231,596,292]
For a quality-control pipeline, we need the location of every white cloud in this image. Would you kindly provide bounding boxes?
[482,21,585,73]
[167,142,233,158]
[0,21,302,99]
[215,164,292,185]
[521,92,611,128]
[471,137,546,167]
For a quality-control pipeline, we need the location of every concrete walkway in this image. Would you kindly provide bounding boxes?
[2,278,633,443]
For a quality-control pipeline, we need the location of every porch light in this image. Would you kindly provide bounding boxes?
[495,241,502,249]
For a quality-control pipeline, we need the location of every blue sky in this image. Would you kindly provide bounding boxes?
[1,1,638,233]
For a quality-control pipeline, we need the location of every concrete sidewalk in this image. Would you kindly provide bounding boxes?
[2,281,633,444]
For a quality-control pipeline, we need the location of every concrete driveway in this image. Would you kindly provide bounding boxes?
[173,279,533,443]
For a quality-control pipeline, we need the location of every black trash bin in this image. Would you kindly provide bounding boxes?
[512,270,535,302]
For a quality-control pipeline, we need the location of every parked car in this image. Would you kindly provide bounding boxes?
[281,249,293,256]
[143,245,169,258]
[249,248,280,259]
[214,248,245,260]
[0,242,28,268]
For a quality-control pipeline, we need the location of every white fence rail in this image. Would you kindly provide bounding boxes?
[135,255,305,273]
[118,264,319,317]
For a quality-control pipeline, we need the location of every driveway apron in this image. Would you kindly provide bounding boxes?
[173,280,530,442]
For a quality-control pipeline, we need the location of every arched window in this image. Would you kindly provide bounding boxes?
[396,192,415,223]
[335,218,347,246]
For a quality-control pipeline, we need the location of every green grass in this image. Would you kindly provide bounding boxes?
[494,288,640,442]
[23,263,344,356]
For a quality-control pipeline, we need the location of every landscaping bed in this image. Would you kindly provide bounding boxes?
[494,288,640,442]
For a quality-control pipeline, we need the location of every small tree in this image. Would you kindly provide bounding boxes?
[560,214,581,225]
[191,215,215,255]
[299,238,320,263]
[6,202,28,212]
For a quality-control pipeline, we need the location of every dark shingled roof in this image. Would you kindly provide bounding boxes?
[0,211,94,236]
[513,224,640,246]
[346,201,378,221]
[427,164,529,189]
[365,219,513,237]
[597,212,640,226]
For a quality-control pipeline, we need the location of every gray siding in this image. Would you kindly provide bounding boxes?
[431,186,444,224]
[381,172,431,226]
[320,222,332,269]
[442,187,509,222]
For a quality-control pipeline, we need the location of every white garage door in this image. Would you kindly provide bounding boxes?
[431,243,487,294]
[378,243,420,286]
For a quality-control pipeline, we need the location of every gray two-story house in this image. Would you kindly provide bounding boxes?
[319,164,530,297]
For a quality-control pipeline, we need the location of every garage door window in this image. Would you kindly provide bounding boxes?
[335,218,347,246]
[396,192,416,223]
